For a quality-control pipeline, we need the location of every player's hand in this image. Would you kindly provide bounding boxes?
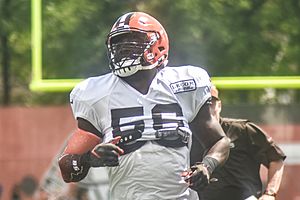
[89,137,124,167]
[182,162,211,190]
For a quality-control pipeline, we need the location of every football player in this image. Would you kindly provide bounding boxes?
[58,12,230,200]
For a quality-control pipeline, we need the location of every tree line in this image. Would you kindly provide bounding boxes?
[0,0,299,105]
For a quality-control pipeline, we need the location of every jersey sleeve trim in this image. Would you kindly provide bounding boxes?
[190,93,211,122]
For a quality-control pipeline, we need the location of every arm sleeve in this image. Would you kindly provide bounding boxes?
[190,67,212,120]
[175,66,212,122]
[246,122,286,167]
[70,85,103,138]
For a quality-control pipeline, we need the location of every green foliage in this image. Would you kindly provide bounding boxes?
[0,0,300,105]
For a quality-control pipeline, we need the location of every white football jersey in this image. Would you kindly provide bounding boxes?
[70,65,212,200]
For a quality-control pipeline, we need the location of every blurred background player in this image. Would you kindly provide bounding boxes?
[191,85,286,200]
[58,12,230,199]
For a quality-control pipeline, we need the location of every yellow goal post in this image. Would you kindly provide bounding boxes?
[30,0,300,92]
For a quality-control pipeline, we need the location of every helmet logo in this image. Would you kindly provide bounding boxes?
[146,53,154,60]
[149,33,158,45]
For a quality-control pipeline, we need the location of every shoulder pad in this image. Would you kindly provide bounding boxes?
[161,65,211,88]
[70,73,117,105]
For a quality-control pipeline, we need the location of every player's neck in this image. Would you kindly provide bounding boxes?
[121,68,158,95]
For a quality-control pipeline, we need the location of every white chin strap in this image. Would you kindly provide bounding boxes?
[113,59,159,77]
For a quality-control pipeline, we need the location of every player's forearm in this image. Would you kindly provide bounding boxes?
[205,136,230,166]
[58,128,101,182]
[264,160,284,195]
[184,136,230,188]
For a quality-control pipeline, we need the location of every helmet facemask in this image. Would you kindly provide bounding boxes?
[107,30,159,77]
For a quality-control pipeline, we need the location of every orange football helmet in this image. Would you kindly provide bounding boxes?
[106,12,169,77]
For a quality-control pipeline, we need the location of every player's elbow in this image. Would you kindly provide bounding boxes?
[209,136,231,166]
[220,136,230,164]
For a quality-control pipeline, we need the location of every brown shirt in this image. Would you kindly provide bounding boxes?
[191,117,286,200]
